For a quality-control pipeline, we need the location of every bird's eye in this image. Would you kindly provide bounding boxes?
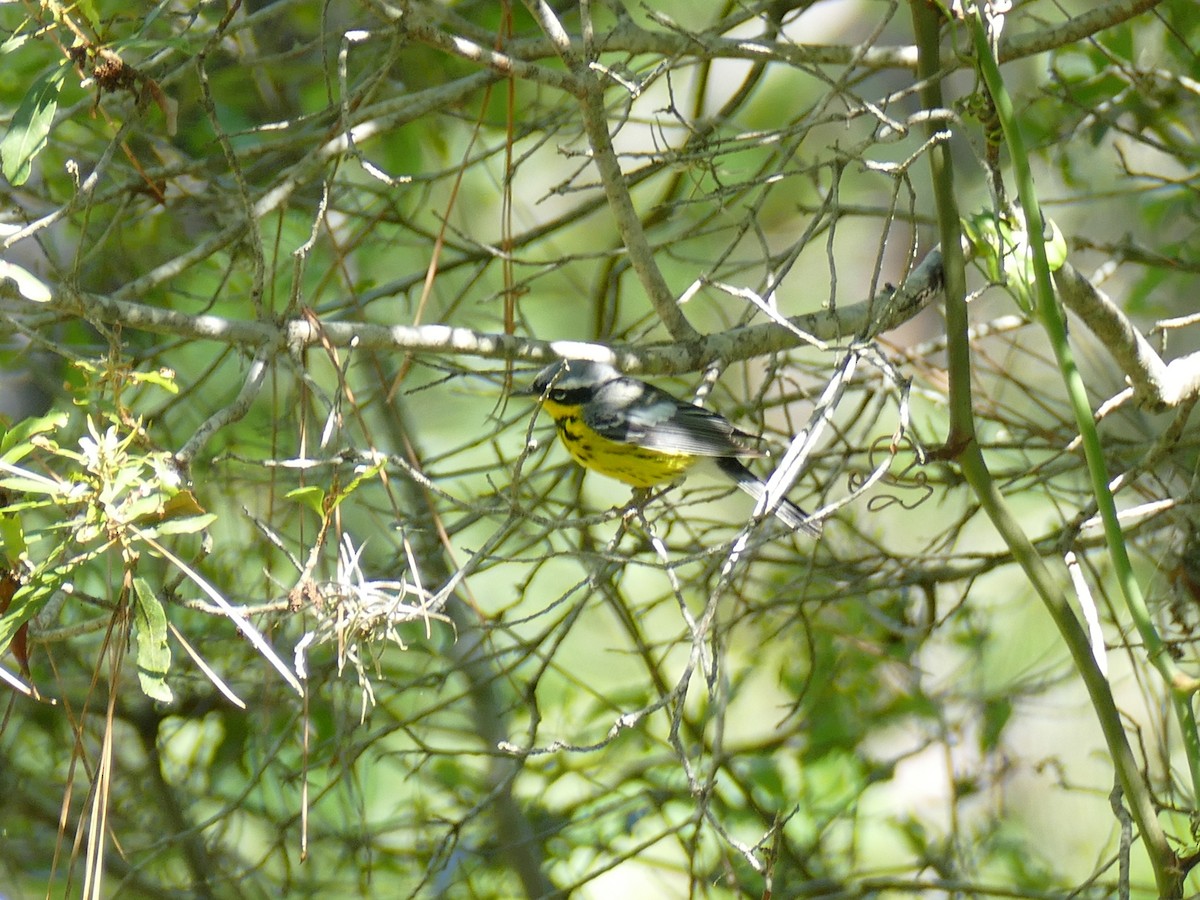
[549,388,569,402]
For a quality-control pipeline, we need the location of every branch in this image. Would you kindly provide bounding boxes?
[10,247,944,372]
[494,0,1160,73]
[522,0,700,341]
[175,349,273,468]
[5,71,501,295]
[1055,261,1200,412]
[388,395,557,899]
[402,11,582,94]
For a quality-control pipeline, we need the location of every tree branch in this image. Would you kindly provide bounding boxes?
[522,0,700,341]
[8,247,944,373]
[1055,261,1200,411]
[494,0,1161,73]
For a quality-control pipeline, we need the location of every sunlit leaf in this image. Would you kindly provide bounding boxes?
[0,62,68,186]
[0,259,51,302]
[129,367,179,394]
[0,577,52,658]
[962,207,1066,314]
[0,412,68,464]
[133,577,173,702]
[286,486,326,517]
[0,512,26,563]
[141,513,217,537]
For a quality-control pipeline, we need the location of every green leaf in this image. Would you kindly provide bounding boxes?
[132,577,174,703]
[74,0,100,31]
[0,578,52,657]
[1042,218,1067,271]
[962,207,1066,314]
[286,486,326,518]
[330,457,386,510]
[1,412,68,464]
[0,453,69,497]
[980,696,1014,753]
[1,62,68,186]
[129,367,180,394]
[0,512,26,564]
[0,32,31,56]
[139,512,218,537]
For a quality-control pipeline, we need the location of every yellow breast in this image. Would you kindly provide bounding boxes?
[543,402,697,488]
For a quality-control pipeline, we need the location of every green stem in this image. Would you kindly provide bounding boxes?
[965,10,1185,895]
[911,3,973,453]
[909,2,1182,894]
[970,9,1194,697]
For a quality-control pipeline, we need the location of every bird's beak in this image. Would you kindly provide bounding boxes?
[513,373,543,397]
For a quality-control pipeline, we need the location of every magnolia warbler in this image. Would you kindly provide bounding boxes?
[523,359,820,536]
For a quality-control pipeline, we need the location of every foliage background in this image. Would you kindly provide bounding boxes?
[2,1,1199,897]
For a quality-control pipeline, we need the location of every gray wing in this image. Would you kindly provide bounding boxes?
[584,377,763,458]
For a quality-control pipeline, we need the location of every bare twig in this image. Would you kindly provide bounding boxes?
[1056,261,1200,411]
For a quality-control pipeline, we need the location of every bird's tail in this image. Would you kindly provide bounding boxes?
[715,457,822,537]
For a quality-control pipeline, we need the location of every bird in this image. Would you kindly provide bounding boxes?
[522,359,820,536]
